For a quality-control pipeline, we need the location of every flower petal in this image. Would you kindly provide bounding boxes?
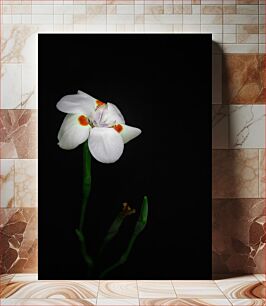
[93,103,125,127]
[106,103,125,124]
[56,92,95,117]
[58,114,91,150]
[113,124,141,144]
[88,127,124,163]
[78,90,107,110]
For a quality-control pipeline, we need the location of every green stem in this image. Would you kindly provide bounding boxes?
[79,142,92,231]
[75,142,93,270]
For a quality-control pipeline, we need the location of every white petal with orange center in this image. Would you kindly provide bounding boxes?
[78,90,106,111]
[114,124,141,144]
[88,127,124,163]
[58,114,91,150]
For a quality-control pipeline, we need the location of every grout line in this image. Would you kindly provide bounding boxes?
[171,279,179,298]
[135,279,140,306]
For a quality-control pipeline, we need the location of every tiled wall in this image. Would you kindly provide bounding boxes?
[0,0,265,276]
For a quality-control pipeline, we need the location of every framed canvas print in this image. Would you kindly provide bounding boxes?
[38,34,212,280]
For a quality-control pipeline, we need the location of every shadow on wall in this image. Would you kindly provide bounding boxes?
[212,41,266,279]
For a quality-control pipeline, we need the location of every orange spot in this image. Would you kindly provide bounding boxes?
[113,124,123,133]
[96,100,105,107]
[78,115,89,126]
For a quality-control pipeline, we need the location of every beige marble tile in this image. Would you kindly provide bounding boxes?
[172,281,225,299]
[215,276,265,299]
[229,300,266,306]
[0,274,15,294]
[222,43,258,53]
[0,159,15,208]
[1,64,22,109]
[0,299,96,305]
[237,25,259,34]
[237,33,259,44]
[201,5,223,14]
[96,299,139,305]
[259,150,265,198]
[144,5,164,14]
[137,281,176,299]
[229,105,265,149]
[15,159,37,208]
[139,298,232,305]
[237,4,259,14]
[11,274,38,282]
[212,149,259,198]
[254,274,266,283]
[212,105,228,149]
[1,25,37,64]
[1,281,99,299]
[21,63,36,109]
[98,281,138,299]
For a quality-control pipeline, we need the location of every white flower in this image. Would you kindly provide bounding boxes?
[57,90,141,163]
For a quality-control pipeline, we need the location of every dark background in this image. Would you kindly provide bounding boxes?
[38,34,212,280]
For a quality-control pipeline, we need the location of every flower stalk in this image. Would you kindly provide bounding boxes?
[75,142,94,271]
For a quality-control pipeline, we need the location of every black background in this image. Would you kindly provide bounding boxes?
[38,34,212,280]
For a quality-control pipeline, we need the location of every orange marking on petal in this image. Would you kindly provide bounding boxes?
[78,115,89,126]
[114,124,123,133]
[96,100,105,107]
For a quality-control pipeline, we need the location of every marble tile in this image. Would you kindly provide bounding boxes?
[212,105,229,149]
[212,149,259,198]
[237,25,259,34]
[96,299,139,305]
[1,281,99,299]
[201,15,223,25]
[259,150,265,198]
[212,54,222,104]
[0,274,14,294]
[0,110,37,159]
[98,281,138,299]
[213,199,266,275]
[223,55,264,104]
[229,105,265,149]
[21,63,37,109]
[15,159,37,207]
[1,25,37,64]
[254,274,266,283]
[144,14,182,24]
[172,281,225,298]
[1,64,22,109]
[236,0,259,4]
[222,44,259,53]
[0,208,38,274]
[139,298,232,305]
[137,281,176,298]
[223,33,236,43]
[0,299,96,305]
[11,274,38,282]
[229,300,266,306]
[202,5,223,15]
[215,276,265,299]
[237,4,259,14]
[237,34,259,44]
[0,159,15,208]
